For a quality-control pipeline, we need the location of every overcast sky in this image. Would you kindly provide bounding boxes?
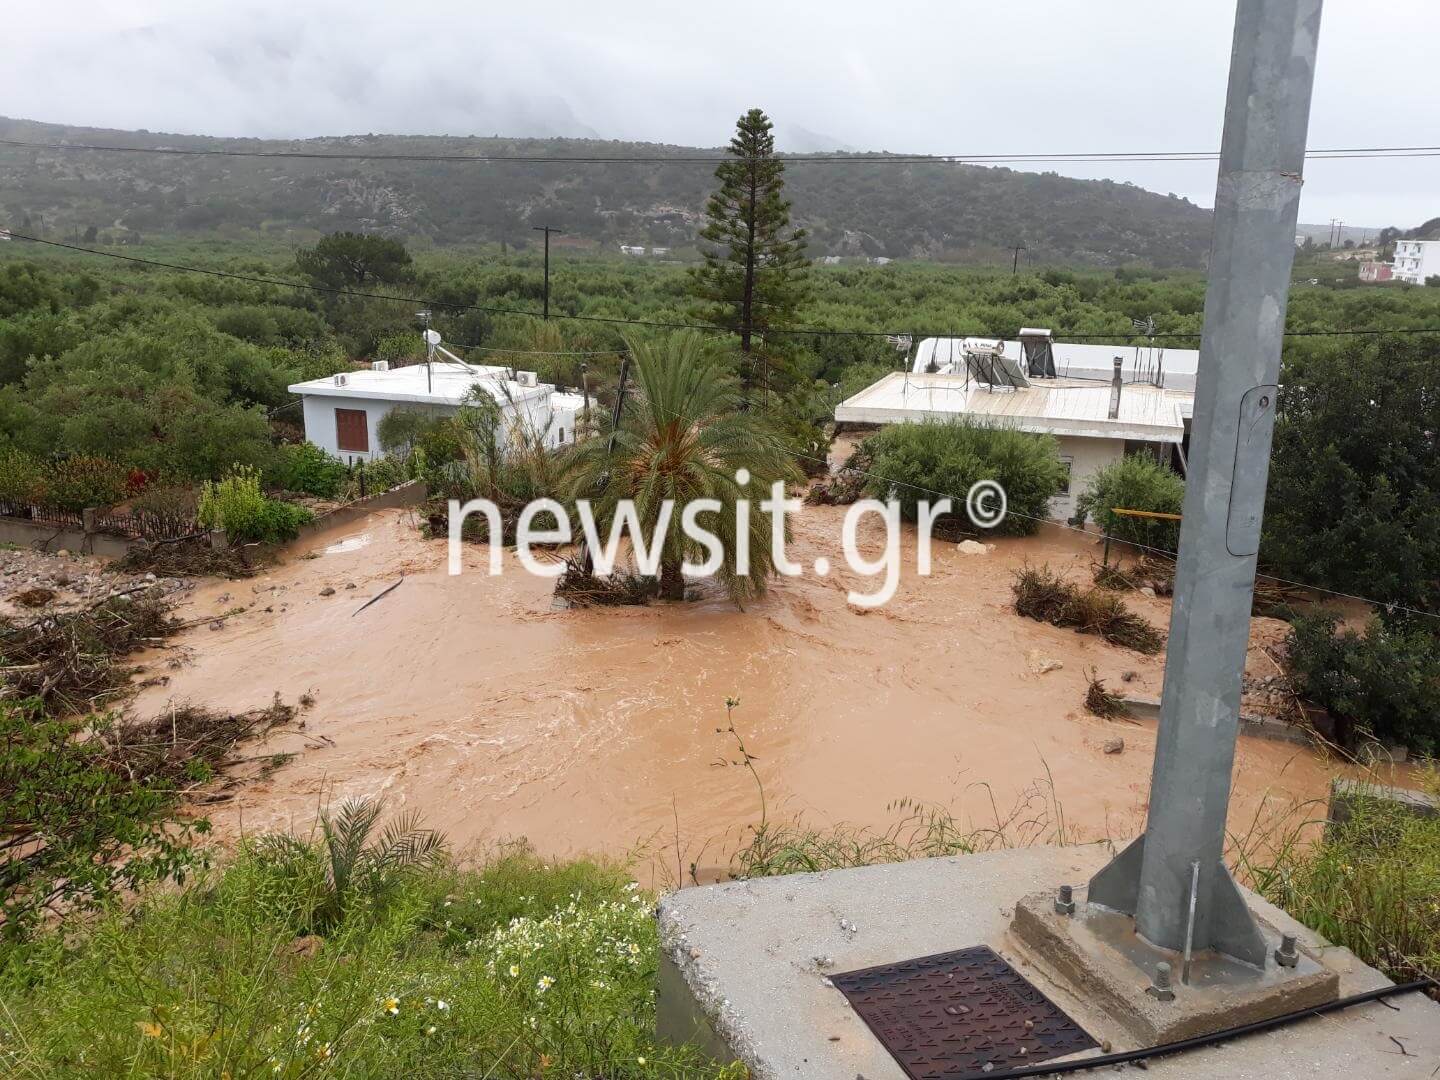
[5,1,1436,228]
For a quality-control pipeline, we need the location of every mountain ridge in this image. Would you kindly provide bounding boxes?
[0,116,1216,268]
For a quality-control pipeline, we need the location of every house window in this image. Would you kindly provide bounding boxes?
[335,408,369,453]
[557,428,566,443]
[1056,457,1074,495]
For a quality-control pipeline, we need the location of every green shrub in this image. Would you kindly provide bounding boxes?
[1073,453,1184,550]
[0,448,45,508]
[128,483,200,535]
[45,454,130,511]
[377,406,465,465]
[268,441,347,498]
[1285,612,1440,754]
[861,419,1068,537]
[198,466,315,544]
[0,844,743,1078]
[1246,766,1440,986]
[0,699,207,942]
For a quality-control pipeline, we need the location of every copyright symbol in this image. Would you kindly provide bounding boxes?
[966,480,1007,529]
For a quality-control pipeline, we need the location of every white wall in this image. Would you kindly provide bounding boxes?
[1392,240,1440,285]
[300,394,409,464]
[298,388,565,461]
[1050,435,1127,523]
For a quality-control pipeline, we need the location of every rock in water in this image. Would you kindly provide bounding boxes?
[1027,649,1064,675]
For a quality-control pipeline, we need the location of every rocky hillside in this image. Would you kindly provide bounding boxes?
[0,116,1215,268]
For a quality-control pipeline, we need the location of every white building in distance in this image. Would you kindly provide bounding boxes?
[1391,239,1440,285]
[288,343,584,463]
[835,332,1197,522]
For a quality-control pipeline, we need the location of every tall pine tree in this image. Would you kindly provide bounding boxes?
[690,109,809,401]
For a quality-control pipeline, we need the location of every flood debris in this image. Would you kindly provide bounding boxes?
[1084,669,1133,720]
[0,595,182,715]
[805,443,873,506]
[352,578,403,616]
[1092,554,1176,596]
[113,538,256,580]
[1013,565,1165,654]
[12,587,57,609]
[98,694,299,792]
[553,556,657,607]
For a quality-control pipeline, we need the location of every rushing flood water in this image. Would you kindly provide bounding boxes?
[134,504,1377,881]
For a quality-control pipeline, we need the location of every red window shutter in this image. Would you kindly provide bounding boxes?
[335,408,369,452]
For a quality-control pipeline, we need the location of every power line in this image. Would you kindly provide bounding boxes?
[4,227,1428,614]
[3,136,1440,166]
[7,231,1440,345]
[703,408,1440,623]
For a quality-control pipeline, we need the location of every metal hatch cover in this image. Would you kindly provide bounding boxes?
[830,945,1097,1079]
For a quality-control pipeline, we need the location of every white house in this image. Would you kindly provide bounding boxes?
[288,344,584,463]
[835,333,1197,522]
[1391,239,1440,285]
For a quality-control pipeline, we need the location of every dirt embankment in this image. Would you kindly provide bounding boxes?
[119,502,1378,881]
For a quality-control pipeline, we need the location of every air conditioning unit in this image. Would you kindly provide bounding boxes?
[333,373,348,387]
[372,360,390,372]
[515,371,538,388]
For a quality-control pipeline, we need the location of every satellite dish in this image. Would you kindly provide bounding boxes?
[423,329,442,346]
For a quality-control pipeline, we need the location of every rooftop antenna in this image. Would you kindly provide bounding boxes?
[1132,315,1158,385]
[421,316,440,395]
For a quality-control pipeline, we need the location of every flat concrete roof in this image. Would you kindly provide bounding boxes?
[836,371,1190,442]
[915,337,1201,390]
[288,362,551,407]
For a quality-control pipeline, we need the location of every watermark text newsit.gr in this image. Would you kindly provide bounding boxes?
[449,472,1008,609]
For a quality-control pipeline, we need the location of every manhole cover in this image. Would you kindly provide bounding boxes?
[831,945,1097,1079]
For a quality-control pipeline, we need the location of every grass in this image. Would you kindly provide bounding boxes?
[0,840,744,1079]
[1236,767,1440,988]
[1012,564,1165,654]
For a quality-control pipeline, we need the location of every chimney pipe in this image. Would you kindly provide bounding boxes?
[1108,356,1123,419]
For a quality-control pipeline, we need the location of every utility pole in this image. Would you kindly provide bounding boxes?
[1010,242,1027,274]
[532,225,563,318]
[1087,0,1322,968]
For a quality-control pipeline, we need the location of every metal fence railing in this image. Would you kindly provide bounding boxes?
[0,501,203,543]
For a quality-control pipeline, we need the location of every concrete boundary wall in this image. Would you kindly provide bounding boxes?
[1,480,428,560]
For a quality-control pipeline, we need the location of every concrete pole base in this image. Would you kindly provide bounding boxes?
[655,846,1438,1079]
[1011,885,1338,1045]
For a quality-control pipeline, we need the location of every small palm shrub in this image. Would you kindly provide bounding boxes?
[1073,453,1184,550]
[251,795,446,934]
[567,330,802,602]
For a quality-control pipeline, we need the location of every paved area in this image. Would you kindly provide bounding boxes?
[657,845,1440,1079]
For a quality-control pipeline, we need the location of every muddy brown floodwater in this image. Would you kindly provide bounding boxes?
[133,504,1377,883]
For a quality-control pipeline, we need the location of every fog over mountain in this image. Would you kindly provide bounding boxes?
[3,1,1437,226]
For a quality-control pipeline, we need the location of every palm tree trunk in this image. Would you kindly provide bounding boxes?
[659,559,686,601]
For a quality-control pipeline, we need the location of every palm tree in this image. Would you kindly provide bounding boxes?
[568,330,802,604]
[255,795,446,932]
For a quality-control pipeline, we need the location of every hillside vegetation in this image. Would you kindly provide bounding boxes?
[0,116,1215,267]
